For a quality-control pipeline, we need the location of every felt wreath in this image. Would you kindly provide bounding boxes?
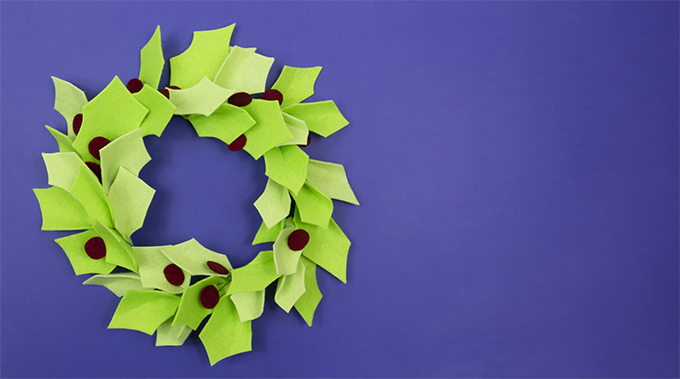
[33,25,358,365]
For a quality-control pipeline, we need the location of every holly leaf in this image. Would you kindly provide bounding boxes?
[52,76,87,140]
[199,295,252,365]
[139,25,164,89]
[264,145,309,195]
[108,290,180,335]
[283,100,348,138]
[271,66,322,108]
[294,256,323,326]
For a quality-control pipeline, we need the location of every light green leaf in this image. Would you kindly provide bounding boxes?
[242,100,293,160]
[253,179,291,229]
[52,76,87,140]
[160,238,232,277]
[139,25,164,89]
[42,152,82,191]
[275,259,306,313]
[294,256,323,326]
[199,295,252,365]
[294,212,350,283]
[214,46,274,94]
[306,159,359,205]
[169,77,236,116]
[252,219,285,245]
[188,103,255,145]
[173,276,227,330]
[230,290,265,322]
[291,182,333,228]
[72,76,149,162]
[82,272,143,297]
[271,66,322,108]
[54,230,116,275]
[273,228,302,276]
[133,85,176,137]
[283,100,348,138]
[169,24,235,89]
[107,167,155,241]
[34,187,91,231]
[93,221,138,273]
[45,125,77,153]
[263,145,309,195]
[108,289,180,335]
[133,246,189,294]
[278,113,309,146]
[70,164,114,228]
[156,317,192,347]
[100,128,151,193]
[227,250,280,295]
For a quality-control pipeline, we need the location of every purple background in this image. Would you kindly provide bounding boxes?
[1,1,678,377]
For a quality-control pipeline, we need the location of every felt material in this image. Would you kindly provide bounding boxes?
[126,78,144,94]
[227,250,281,295]
[207,261,229,275]
[242,99,293,160]
[44,125,77,153]
[187,103,255,145]
[254,178,291,229]
[84,237,106,260]
[273,228,303,275]
[169,77,236,116]
[290,182,333,229]
[51,76,87,140]
[87,137,110,160]
[306,159,359,205]
[133,245,189,294]
[70,164,115,228]
[156,317,192,347]
[34,186,92,231]
[139,25,164,90]
[82,273,143,297]
[230,290,265,322]
[108,290,180,335]
[294,256,323,326]
[93,221,139,273]
[263,145,309,195]
[283,100,348,138]
[260,89,283,105]
[294,211,350,283]
[227,134,247,151]
[271,66,322,108]
[99,128,151,193]
[132,84,176,137]
[107,167,156,241]
[72,114,82,135]
[278,113,309,147]
[287,229,310,251]
[160,238,232,277]
[252,219,286,245]
[274,259,306,313]
[55,230,116,275]
[227,92,252,107]
[199,285,220,309]
[199,295,252,365]
[173,276,227,330]
[213,46,274,94]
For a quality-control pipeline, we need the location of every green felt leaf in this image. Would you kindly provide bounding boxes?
[294,256,323,326]
[82,272,143,297]
[93,221,138,273]
[173,276,228,330]
[169,24,235,89]
[161,239,232,277]
[133,246,189,294]
[107,167,156,242]
[52,76,87,140]
[213,46,274,94]
[275,259,306,313]
[169,77,236,116]
[54,230,116,275]
[252,218,285,245]
[271,66,322,108]
[290,182,333,228]
[108,289,180,335]
[253,179,291,229]
[283,100,348,138]
[42,152,82,191]
[156,317,192,347]
[199,295,252,365]
[242,100,293,160]
[306,159,359,205]
[34,187,92,231]
[72,76,149,162]
[263,145,309,195]
[273,228,303,276]
[279,113,309,146]
[188,103,255,144]
[133,85,176,137]
[45,125,78,154]
[139,25,164,89]
[227,250,281,295]
[70,164,114,228]
[100,128,151,193]
[294,212,350,283]
[230,290,265,322]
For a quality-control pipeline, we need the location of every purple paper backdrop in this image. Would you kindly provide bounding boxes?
[1,1,678,377]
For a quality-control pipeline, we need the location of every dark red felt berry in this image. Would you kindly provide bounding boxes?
[86,162,102,182]
[159,88,170,99]
[126,78,144,93]
[227,134,247,151]
[88,137,110,160]
[168,86,181,90]
[73,113,83,135]
[207,261,229,275]
[163,264,185,286]
[227,92,252,107]
[200,285,220,309]
[287,229,310,251]
[261,89,283,105]
[84,237,106,260]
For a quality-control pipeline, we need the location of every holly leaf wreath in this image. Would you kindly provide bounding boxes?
[34,24,358,365]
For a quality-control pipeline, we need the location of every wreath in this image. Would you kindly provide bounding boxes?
[33,24,358,365]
